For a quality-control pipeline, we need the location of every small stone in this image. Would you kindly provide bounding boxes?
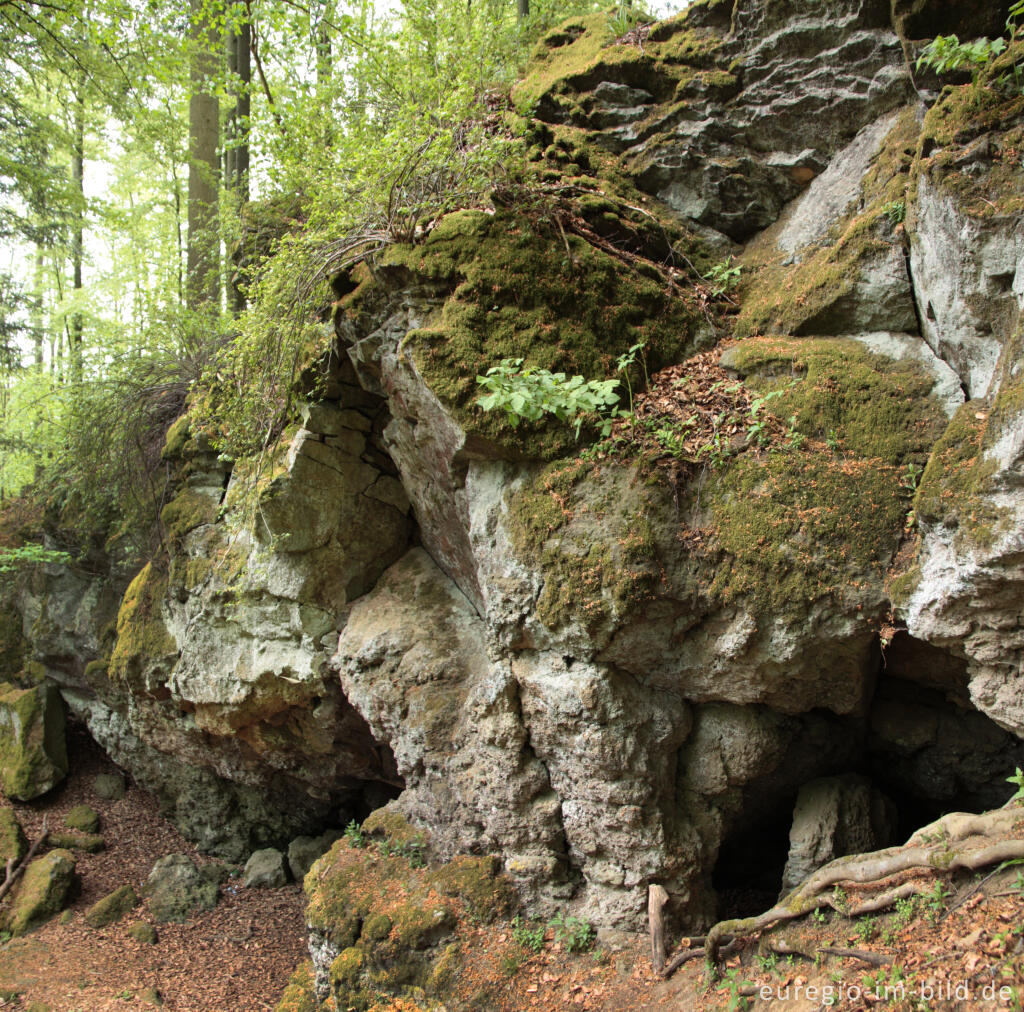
[92,772,126,800]
[85,884,139,928]
[1,848,76,936]
[242,847,288,889]
[140,986,162,1006]
[142,854,218,922]
[47,831,105,854]
[59,909,73,924]
[127,920,158,944]
[64,804,100,834]
[0,808,27,864]
[0,682,67,800]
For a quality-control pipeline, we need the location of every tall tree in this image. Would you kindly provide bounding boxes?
[187,0,220,311]
[225,3,251,312]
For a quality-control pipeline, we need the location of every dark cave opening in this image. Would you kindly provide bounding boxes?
[712,805,795,920]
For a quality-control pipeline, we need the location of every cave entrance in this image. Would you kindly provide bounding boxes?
[712,805,795,920]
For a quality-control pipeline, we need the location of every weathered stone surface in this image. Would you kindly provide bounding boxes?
[92,773,126,800]
[2,848,76,936]
[64,804,99,834]
[780,775,896,894]
[243,847,289,888]
[0,808,27,864]
[0,682,67,800]
[909,174,1021,398]
[85,884,139,928]
[127,920,158,944]
[287,831,343,883]
[143,854,218,922]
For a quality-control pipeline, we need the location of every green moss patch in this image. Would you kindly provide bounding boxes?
[912,50,1024,217]
[2,848,76,936]
[274,962,318,1012]
[0,809,26,864]
[160,489,219,541]
[0,682,67,801]
[722,337,946,465]
[64,804,100,834]
[374,205,700,459]
[506,456,663,631]
[706,448,907,614]
[108,563,177,687]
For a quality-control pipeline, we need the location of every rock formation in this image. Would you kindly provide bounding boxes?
[7,0,1024,973]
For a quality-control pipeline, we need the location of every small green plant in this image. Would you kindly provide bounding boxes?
[757,950,779,972]
[881,199,906,226]
[373,833,427,867]
[916,34,1006,75]
[476,358,623,439]
[720,966,754,1012]
[810,907,828,924]
[607,0,645,39]
[0,544,73,574]
[1007,766,1024,802]
[615,338,648,419]
[832,886,849,913]
[511,914,546,952]
[549,911,595,952]
[853,915,878,942]
[901,461,923,493]
[826,428,841,451]
[924,880,950,924]
[705,257,742,297]
[893,895,917,925]
[343,820,366,848]
[746,390,783,446]
[786,415,806,450]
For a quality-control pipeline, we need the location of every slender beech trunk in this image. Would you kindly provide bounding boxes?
[187,0,221,312]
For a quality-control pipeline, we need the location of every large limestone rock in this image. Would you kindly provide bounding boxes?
[0,682,67,800]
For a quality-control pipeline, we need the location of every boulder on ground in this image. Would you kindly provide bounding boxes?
[0,682,67,800]
[0,808,27,864]
[287,830,342,882]
[1,848,76,936]
[243,847,289,888]
[85,884,139,928]
[142,853,218,922]
[92,772,126,800]
[64,804,99,833]
[781,775,897,895]
[127,920,158,944]
[47,831,104,853]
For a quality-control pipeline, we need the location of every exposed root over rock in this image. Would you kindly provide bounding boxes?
[653,803,1024,980]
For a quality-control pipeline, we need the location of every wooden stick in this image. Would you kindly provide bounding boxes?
[648,884,668,973]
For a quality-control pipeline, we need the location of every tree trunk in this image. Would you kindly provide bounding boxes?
[70,83,84,383]
[187,0,221,312]
[31,244,44,368]
[517,0,529,22]
[226,9,250,313]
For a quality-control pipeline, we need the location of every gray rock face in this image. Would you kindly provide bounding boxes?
[621,0,912,241]
[909,174,1022,398]
[243,847,289,888]
[143,854,219,922]
[780,775,896,895]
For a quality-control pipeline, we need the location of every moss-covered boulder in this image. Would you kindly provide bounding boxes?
[127,920,158,944]
[304,831,513,1009]
[85,884,139,928]
[0,808,27,864]
[1,848,76,936]
[0,682,67,800]
[142,854,219,922]
[64,804,100,834]
[47,831,105,854]
[275,962,318,1012]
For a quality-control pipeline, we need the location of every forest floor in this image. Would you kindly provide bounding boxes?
[1,726,1023,1011]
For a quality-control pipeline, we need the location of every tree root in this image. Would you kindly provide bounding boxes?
[647,805,1024,981]
[698,805,1024,976]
